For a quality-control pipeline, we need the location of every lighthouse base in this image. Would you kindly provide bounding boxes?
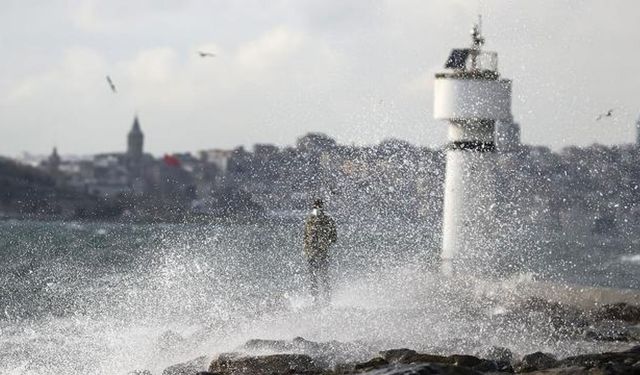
[441,148,498,276]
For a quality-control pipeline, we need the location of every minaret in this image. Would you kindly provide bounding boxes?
[46,147,63,186]
[433,18,513,275]
[127,116,145,194]
[127,115,144,161]
[48,147,61,173]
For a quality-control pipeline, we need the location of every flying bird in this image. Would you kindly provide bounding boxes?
[595,108,614,121]
[198,51,216,58]
[105,75,117,93]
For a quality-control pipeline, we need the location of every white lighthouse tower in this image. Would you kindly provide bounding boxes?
[434,19,513,275]
[635,114,640,148]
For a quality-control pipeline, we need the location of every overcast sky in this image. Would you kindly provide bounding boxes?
[1,0,639,156]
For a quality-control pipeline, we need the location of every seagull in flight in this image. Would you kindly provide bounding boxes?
[596,108,614,121]
[198,51,216,58]
[105,75,117,93]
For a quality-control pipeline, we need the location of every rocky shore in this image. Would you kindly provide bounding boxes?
[131,300,640,375]
[153,339,640,375]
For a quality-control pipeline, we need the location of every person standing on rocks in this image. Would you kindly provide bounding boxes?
[303,199,337,303]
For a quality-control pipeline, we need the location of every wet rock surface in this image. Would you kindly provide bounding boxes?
[154,301,640,375]
[514,352,558,372]
[162,356,209,375]
[209,352,320,374]
[196,339,640,375]
[592,303,640,324]
[556,345,640,370]
[234,337,375,367]
[493,299,640,343]
[364,363,483,375]
[476,346,513,363]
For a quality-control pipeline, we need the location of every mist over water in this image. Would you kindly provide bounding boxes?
[0,220,638,374]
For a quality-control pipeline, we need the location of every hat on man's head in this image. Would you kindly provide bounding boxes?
[312,199,324,209]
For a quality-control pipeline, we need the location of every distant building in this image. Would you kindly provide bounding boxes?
[296,133,337,152]
[127,116,144,161]
[40,147,64,186]
[495,117,521,153]
[47,147,61,174]
[199,149,233,173]
[253,144,279,157]
[126,116,145,194]
[57,116,149,197]
[86,153,130,196]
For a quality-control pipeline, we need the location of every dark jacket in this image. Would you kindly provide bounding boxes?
[303,211,337,259]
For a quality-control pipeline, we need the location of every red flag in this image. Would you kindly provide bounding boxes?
[163,154,181,167]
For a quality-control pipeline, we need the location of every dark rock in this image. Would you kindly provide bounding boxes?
[558,349,640,370]
[450,355,482,368]
[203,340,640,375]
[470,360,499,373]
[363,363,482,375]
[592,303,640,324]
[497,363,515,373]
[412,354,454,366]
[516,352,557,372]
[355,357,389,371]
[622,358,635,366]
[582,320,640,342]
[527,367,590,374]
[162,356,208,375]
[475,346,513,372]
[625,345,640,354]
[237,337,373,368]
[379,349,492,370]
[507,298,589,336]
[379,349,419,363]
[334,362,357,373]
[379,349,453,365]
[598,360,638,374]
[209,353,320,375]
[477,346,514,364]
[241,339,293,352]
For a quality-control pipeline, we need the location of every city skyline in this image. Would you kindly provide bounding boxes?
[1,1,640,156]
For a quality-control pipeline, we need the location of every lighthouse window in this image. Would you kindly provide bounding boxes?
[445,49,470,69]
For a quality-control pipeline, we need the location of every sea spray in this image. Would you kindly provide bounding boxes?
[0,221,638,374]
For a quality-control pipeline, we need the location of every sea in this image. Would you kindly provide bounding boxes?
[0,219,639,374]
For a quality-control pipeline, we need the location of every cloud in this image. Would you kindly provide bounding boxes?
[3,1,640,155]
[3,25,348,154]
[237,27,305,71]
[127,48,177,83]
[68,0,105,32]
[67,0,189,33]
[7,47,107,101]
